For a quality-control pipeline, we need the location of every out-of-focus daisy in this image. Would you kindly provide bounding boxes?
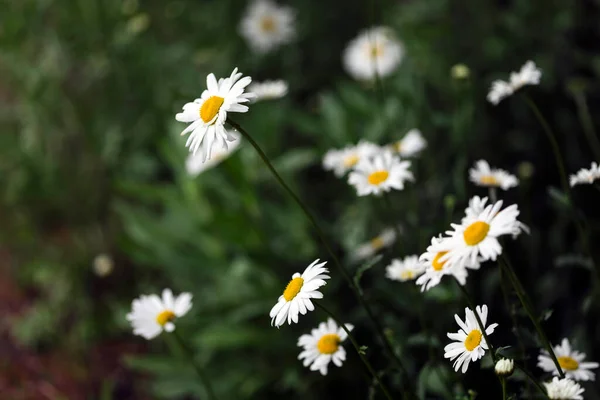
[297,318,353,376]
[270,259,329,327]
[444,305,498,373]
[495,358,515,377]
[569,162,600,187]
[186,132,241,177]
[248,80,288,101]
[343,26,404,81]
[469,160,519,190]
[386,255,426,282]
[348,149,413,196]
[509,60,542,91]
[351,228,397,262]
[239,0,295,53]
[538,338,599,381]
[390,129,427,157]
[544,377,585,400]
[126,289,192,340]
[323,141,380,177]
[175,68,254,160]
[487,80,514,105]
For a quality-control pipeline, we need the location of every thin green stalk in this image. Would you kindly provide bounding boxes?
[172,330,219,400]
[488,187,498,203]
[573,91,600,161]
[499,255,565,379]
[513,362,550,399]
[316,303,394,400]
[501,377,507,400]
[227,119,417,398]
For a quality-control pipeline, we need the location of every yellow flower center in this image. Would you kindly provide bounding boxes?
[283,277,304,301]
[367,170,389,185]
[464,329,482,351]
[370,236,385,250]
[392,142,402,152]
[463,221,490,246]
[343,154,359,167]
[260,16,276,32]
[200,96,224,124]
[479,175,499,186]
[432,251,448,271]
[558,356,580,371]
[317,333,341,354]
[370,44,384,58]
[400,270,415,280]
[156,310,176,326]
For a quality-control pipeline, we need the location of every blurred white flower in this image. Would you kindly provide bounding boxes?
[469,160,519,190]
[239,0,295,53]
[270,259,329,327]
[444,305,498,373]
[391,129,427,157]
[352,228,397,262]
[385,255,426,282]
[343,26,404,81]
[569,161,600,187]
[538,338,599,381]
[175,68,254,161]
[348,149,413,196]
[186,132,241,177]
[544,377,584,400]
[322,141,380,177]
[487,80,514,105]
[495,358,515,377]
[298,318,353,375]
[248,80,288,101]
[487,60,541,105]
[93,253,114,277]
[126,289,192,340]
[416,236,476,291]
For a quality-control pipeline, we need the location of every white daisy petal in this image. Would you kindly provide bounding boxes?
[537,338,598,381]
[348,149,414,196]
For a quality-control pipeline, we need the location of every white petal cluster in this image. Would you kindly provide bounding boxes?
[248,80,288,101]
[297,318,352,375]
[386,255,426,282]
[495,358,515,376]
[390,129,427,157]
[538,338,599,381]
[487,60,542,105]
[186,132,242,177]
[323,141,380,177]
[348,149,414,196]
[239,0,295,53]
[544,377,585,400]
[469,160,518,190]
[570,161,600,187]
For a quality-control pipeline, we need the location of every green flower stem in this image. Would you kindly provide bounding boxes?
[513,362,550,399]
[499,254,565,379]
[171,330,219,400]
[316,303,394,400]
[501,377,507,400]
[227,119,417,398]
[488,187,498,203]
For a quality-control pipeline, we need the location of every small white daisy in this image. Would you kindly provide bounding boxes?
[544,377,585,400]
[463,196,529,238]
[386,255,426,282]
[322,140,380,177]
[487,80,514,105]
[495,358,515,377]
[297,318,353,376]
[570,161,600,187]
[444,305,498,373]
[348,149,414,196]
[390,129,427,157]
[469,160,519,190]
[343,26,404,81]
[175,68,254,161]
[269,259,330,327]
[248,80,288,101]
[509,60,542,91]
[186,132,241,177]
[126,289,192,340]
[538,338,599,381]
[239,0,295,53]
[351,228,397,262]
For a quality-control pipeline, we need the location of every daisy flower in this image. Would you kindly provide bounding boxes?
[186,132,241,177]
[269,259,329,327]
[248,80,288,101]
[544,377,585,400]
[538,338,599,381]
[126,289,192,340]
[463,196,529,238]
[351,228,397,262]
[487,80,514,105]
[509,60,542,91]
[322,140,380,177]
[569,161,600,187]
[444,305,498,373]
[239,0,295,53]
[175,68,254,161]
[386,255,426,282]
[469,160,519,190]
[348,149,414,196]
[495,358,515,377]
[390,129,427,157]
[297,318,353,375]
[343,26,404,81]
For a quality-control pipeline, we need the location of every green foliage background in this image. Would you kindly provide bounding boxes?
[2,0,600,398]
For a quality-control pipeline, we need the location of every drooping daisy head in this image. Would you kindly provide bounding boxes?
[297,318,353,376]
[322,140,380,177]
[343,26,404,81]
[509,60,542,91]
[270,259,329,327]
[351,228,397,262]
[544,377,585,400]
[570,162,600,187]
[444,304,498,373]
[248,80,288,101]
[487,80,514,105]
[239,0,295,53]
[175,68,254,161]
[390,129,427,157]
[126,289,192,340]
[186,131,241,177]
[495,358,515,377]
[538,338,599,381]
[386,255,426,282]
[347,149,414,196]
[469,160,519,190]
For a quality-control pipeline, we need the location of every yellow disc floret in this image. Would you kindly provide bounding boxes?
[200,96,225,123]
[283,277,304,301]
[463,221,490,246]
[317,334,341,354]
